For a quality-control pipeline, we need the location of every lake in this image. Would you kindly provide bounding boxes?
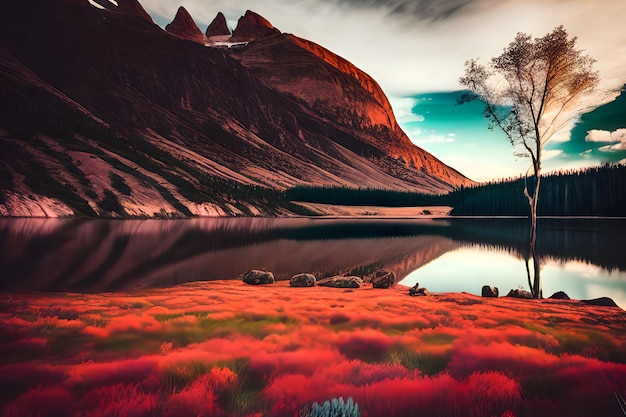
[1,217,625,307]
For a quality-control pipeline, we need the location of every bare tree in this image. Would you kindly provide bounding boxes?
[459,25,600,298]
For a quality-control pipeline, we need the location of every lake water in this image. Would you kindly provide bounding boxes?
[1,217,625,307]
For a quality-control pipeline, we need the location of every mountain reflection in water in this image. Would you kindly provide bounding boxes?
[1,217,625,302]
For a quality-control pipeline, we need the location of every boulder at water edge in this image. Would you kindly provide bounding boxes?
[549,291,570,300]
[290,273,316,287]
[242,270,275,285]
[481,285,499,298]
[317,276,364,289]
[371,270,395,289]
[581,297,619,307]
[416,287,429,296]
[506,289,533,299]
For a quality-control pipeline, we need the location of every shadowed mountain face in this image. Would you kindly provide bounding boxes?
[0,0,472,218]
[206,12,231,37]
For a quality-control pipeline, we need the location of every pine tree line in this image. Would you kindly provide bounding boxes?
[285,185,448,207]
[450,163,626,216]
[283,164,625,217]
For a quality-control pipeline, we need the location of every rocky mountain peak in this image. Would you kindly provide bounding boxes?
[230,10,280,42]
[206,12,230,37]
[165,6,205,44]
[116,0,153,23]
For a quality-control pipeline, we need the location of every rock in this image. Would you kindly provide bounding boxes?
[242,270,275,285]
[506,289,533,299]
[230,10,280,42]
[165,6,206,44]
[408,283,429,296]
[317,276,364,289]
[206,12,231,37]
[549,291,570,300]
[371,270,395,289]
[416,287,429,296]
[581,297,619,307]
[290,273,316,287]
[481,285,499,298]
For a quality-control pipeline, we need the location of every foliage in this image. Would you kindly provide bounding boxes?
[459,25,600,168]
[286,185,448,207]
[109,172,132,196]
[302,397,360,417]
[450,163,626,216]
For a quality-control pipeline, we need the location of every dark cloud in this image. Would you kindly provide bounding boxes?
[331,0,476,21]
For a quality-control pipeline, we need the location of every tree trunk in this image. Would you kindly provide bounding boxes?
[527,169,542,299]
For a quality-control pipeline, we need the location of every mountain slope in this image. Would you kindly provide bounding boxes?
[0,0,472,218]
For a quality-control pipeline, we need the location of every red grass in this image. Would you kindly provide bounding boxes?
[1,282,626,417]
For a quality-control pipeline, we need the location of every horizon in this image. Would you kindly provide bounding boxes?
[144,0,626,182]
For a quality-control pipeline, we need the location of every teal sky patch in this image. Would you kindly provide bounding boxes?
[549,87,626,167]
[397,89,626,182]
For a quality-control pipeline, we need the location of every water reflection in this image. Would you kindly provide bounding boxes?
[399,248,626,308]
[1,218,625,304]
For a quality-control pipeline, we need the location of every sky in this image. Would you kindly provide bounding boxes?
[142,0,626,181]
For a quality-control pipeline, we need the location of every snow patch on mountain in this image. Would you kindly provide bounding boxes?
[87,0,105,10]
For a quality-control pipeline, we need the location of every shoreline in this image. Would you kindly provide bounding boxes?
[3,279,622,311]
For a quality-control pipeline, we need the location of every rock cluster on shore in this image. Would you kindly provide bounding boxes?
[242,269,397,290]
[479,285,619,308]
[408,283,429,296]
[240,271,620,308]
[242,270,275,285]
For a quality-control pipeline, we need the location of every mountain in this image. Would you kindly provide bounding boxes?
[0,0,472,218]
[230,10,281,42]
[165,6,206,44]
[206,12,231,38]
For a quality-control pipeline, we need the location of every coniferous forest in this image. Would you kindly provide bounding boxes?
[284,164,626,217]
[449,164,626,216]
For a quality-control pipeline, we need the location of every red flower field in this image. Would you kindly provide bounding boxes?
[1,281,626,416]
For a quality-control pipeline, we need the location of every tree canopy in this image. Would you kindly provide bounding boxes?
[459,25,600,171]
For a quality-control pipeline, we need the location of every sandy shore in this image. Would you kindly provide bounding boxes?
[293,203,452,217]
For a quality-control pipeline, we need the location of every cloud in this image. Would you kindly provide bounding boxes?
[331,0,479,21]
[389,97,426,123]
[599,143,626,152]
[585,128,626,152]
[412,134,456,144]
[542,149,563,160]
[585,128,626,143]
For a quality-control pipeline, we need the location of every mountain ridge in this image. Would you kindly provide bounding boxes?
[0,0,472,218]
